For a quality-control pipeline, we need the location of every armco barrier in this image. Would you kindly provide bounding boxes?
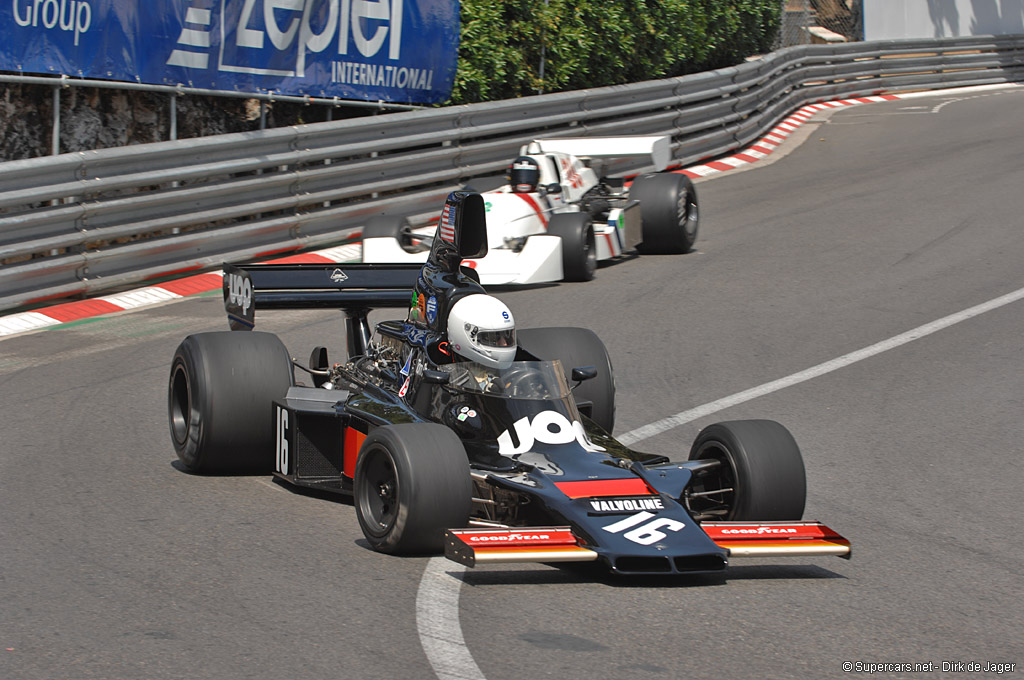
[1,35,1022,311]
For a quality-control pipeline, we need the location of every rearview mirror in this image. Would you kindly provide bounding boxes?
[571,366,597,383]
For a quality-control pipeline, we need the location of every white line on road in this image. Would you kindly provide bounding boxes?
[617,285,1024,446]
[417,558,485,680]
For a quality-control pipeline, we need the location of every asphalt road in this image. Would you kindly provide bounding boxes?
[2,86,1023,680]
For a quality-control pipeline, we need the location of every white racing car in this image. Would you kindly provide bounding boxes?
[360,136,699,284]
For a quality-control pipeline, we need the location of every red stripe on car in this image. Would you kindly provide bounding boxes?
[343,427,367,478]
[513,193,549,228]
[555,478,653,499]
[603,232,616,255]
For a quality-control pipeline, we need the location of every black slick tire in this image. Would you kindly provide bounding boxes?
[630,173,699,254]
[517,327,616,432]
[168,331,294,474]
[354,423,472,554]
[547,212,597,281]
[687,420,806,520]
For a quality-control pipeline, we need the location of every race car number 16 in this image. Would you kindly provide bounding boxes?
[601,511,685,546]
[275,406,290,475]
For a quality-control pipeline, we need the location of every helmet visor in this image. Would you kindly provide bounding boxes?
[509,162,538,192]
[477,328,516,348]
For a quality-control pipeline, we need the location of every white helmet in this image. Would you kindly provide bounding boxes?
[447,294,516,369]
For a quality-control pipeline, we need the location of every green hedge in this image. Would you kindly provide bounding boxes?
[451,0,780,104]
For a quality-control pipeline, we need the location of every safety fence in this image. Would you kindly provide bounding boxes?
[1,34,1022,312]
[776,0,862,48]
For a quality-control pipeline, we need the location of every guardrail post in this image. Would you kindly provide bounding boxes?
[51,85,60,156]
[169,94,178,141]
[169,94,180,191]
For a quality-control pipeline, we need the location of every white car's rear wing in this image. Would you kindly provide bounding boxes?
[522,136,672,172]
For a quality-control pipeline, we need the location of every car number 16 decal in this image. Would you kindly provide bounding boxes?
[601,511,685,546]
[275,406,290,475]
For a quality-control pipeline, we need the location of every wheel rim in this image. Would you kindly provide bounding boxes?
[358,446,400,537]
[169,363,191,446]
[684,199,698,239]
[584,227,597,277]
[686,443,737,520]
[677,189,698,240]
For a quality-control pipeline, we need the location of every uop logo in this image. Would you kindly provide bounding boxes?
[227,272,253,315]
[166,0,430,87]
[497,411,605,456]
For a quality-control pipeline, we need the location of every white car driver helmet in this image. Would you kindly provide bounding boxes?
[447,294,516,369]
[509,156,540,193]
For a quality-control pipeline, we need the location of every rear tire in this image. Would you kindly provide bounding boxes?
[517,327,615,432]
[630,173,699,254]
[168,332,294,473]
[547,213,597,281]
[354,424,472,554]
[687,420,805,521]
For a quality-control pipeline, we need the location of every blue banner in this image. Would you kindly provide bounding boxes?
[0,1,459,104]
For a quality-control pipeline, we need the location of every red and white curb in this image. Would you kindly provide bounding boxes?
[672,83,1022,179]
[674,94,901,179]
[2,84,1017,339]
[0,243,362,337]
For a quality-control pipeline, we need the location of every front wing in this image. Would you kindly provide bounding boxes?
[446,521,850,570]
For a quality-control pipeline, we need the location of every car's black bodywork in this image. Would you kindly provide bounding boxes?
[170,191,849,575]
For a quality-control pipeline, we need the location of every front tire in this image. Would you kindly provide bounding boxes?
[687,420,806,521]
[630,173,699,254]
[547,213,597,281]
[168,331,294,473]
[354,424,472,554]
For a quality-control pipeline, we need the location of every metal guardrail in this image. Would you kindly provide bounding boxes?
[1,35,1022,311]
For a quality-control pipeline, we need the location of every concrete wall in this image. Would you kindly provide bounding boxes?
[864,0,1024,39]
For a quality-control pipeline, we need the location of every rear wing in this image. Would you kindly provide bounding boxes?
[224,261,419,323]
[222,191,488,356]
[521,136,672,172]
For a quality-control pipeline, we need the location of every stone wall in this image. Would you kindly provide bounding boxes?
[0,80,374,162]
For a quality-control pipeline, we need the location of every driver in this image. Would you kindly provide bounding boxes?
[508,156,540,194]
[444,294,516,392]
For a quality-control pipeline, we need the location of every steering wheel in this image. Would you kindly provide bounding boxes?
[500,367,550,399]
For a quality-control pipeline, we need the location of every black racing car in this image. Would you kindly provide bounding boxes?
[168,191,849,575]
